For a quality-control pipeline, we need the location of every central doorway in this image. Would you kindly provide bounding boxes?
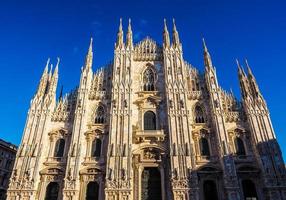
[141,167,162,200]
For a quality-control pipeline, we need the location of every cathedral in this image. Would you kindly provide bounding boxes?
[7,19,286,200]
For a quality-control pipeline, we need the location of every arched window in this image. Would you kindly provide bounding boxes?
[91,139,102,157]
[95,106,105,124]
[54,138,65,157]
[200,138,210,157]
[144,111,156,130]
[242,179,257,199]
[203,180,218,200]
[143,68,155,91]
[195,106,205,123]
[86,181,99,200]
[45,182,59,200]
[234,137,246,156]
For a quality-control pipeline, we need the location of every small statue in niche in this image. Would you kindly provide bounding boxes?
[121,169,126,180]
[180,99,184,108]
[124,100,128,108]
[169,99,173,108]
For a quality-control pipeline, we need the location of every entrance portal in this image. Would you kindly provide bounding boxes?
[242,179,257,200]
[141,167,162,200]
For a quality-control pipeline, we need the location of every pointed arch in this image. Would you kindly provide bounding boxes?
[194,105,206,123]
[95,105,105,124]
[143,66,156,91]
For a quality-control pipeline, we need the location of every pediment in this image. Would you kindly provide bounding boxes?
[134,91,162,107]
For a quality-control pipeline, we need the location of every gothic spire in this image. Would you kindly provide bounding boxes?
[36,58,50,97]
[43,58,50,75]
[245,59,254,77]
[53,57,60,78]
[236,59,246,77]
[126,18,133,48]
[84,38,93,69]
[202,38,213,69]
[49,64,53,80]
[245,59,260,97]
[163,18,170,48]
[116,18,124,49]
[172,18,180,47]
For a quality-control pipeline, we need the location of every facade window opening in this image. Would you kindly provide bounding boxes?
[235,137,246,156]
[143,68,155,91]
[242,179,258,200]
[86,181,99,200]
[95,106,105,124]
[54,139,65,157]
[203,180,218,200]
[144,111,156,130]
[195,106,205,123]
[45,182,59,200]
[92,139,102,157]
[200,138,210,157]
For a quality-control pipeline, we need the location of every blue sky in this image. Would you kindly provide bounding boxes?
[0,0,285,158]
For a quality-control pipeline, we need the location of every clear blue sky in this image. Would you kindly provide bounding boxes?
[0,0,285,159]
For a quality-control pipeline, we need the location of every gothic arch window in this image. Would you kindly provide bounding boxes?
[144,111,156,130]
[54,138,65,157]
[242,179,258,199]
[200,137,210,157]
[86,181,99,200]
[143,68,155,91]
[95,106,105,124]
[91,139,102,157]
[194,106,205,123]
[234,137,246,156]
[45,182,59,200]
[203,180,218,200]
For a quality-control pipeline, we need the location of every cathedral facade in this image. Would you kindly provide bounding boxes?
[7,19,286,200]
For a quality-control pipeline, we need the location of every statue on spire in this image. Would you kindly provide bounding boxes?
[202,38,213,69]
[163,19,170,48]
[172,18,180,47]
[84,38,93,69]
[126,18,133,48]
[245,59,260,97]
[116,18,124,49]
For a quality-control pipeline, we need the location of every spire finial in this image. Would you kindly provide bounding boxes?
[202,38,208,52]
[245,58,253,75]
[163,18,170,48]
[172,18,180,47]
[236,59,246,76]
[126,18,133,47]
[202,38,213,69]
[116,18,124,48]
[236,59,240,68]
[128,18,131,30]
[84,38,93,69]
[172,18,176,30]
[88,37,93,54]
[45,58,50,72]
[53,57,60,76]
[119,18,123,31]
